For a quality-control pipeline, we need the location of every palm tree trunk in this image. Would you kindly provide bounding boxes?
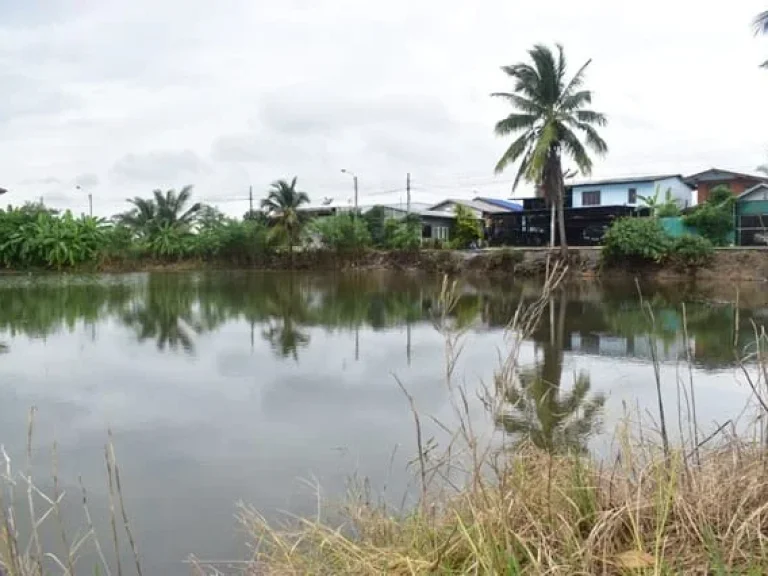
[557,178,568,260]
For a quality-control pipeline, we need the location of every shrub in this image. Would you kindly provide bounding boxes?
[363,206,388,247]
[602,217,671,264]
[682,185,735,246]
[310,213,371,252]
[451,204,482,249]
[668,234,714,267]
[384,216,421,251]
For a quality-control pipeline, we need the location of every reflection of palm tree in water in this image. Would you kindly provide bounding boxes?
[122,275,211,354]
[496,292,605,454]
[261,274,311,361]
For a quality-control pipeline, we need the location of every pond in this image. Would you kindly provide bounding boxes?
[0,270,766,574]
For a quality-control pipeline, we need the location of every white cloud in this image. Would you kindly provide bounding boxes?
[0,0,767,215]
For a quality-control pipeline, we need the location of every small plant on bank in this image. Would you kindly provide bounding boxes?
[602,217,671,264]
[668,234,715,267]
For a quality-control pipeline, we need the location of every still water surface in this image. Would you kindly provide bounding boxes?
[0,270,766,573]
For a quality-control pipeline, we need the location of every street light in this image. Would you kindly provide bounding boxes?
[340,169,358,214]
[0,187,7,196]
[76,185,92,217]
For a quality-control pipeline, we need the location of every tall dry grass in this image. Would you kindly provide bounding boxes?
[227,266,768,575]
[0,414,142,576]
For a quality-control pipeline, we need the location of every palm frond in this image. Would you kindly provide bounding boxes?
[573,109,607,126]
[754,11,768,34]
[560,91,593,112]
[560,58,592,98]
[494,132,533,176]
[559,126,594,175]
[491,92,544,114]
[500,64,541,99]
[494,114,538,136]
[528,44,559,104]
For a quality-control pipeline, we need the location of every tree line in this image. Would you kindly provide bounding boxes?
[0,178,423,270]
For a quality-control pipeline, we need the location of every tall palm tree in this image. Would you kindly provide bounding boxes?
[153,185,201,229]
[261,177,310,257]
[493,44,608,257]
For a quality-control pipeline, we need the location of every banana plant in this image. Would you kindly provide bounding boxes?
[638,185,679,217]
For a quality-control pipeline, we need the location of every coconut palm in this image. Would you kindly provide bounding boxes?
[493,44,608,256]
[261,177,310,257]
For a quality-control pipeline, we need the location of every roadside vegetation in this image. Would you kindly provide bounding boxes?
[0,180,423,272]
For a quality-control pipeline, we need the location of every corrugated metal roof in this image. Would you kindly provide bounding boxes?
[473,197,523,211]
[568,174,683,188]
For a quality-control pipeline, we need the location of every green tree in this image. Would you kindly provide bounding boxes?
[310,212,371,252]
[363,206,388,247]
[261,177,310,258]
[493,44,608,256]
[683,185,735,246]
[493,44,608,257]
[451,204,481,248]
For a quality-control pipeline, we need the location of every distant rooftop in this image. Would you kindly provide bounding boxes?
[684,168,768,184]
[568,174,683,188]
[473,197,523,211]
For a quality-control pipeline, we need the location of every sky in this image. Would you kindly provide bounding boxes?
[1,0,767,217]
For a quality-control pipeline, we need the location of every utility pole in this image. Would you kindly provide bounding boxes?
[88,193,93,217]
[249,185,253,216]
[353,175,358,215]
[406,172,411,215]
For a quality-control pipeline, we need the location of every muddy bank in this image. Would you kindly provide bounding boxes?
[8,247,767,283]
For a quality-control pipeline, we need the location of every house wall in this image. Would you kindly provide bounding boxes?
[571,178,691,209]
[697,178,760,203]
[656,177,692,208]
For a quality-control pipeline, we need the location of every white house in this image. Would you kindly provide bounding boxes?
[567,174,693,209]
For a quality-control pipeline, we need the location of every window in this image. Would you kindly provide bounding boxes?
[628,188,637,204]
[582,190,601,206]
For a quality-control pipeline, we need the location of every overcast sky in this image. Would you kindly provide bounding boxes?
[2,1,767,216]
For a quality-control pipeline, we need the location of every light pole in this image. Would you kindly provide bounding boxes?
[76,185,92,217]
[340,169,358,215]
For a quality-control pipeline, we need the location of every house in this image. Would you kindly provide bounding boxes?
[684,169,768,204]
[568,174,692,209]
[426,198,511,219]
[420,198,519,243]
[735,183,768,246]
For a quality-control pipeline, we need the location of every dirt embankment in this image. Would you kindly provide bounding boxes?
[17,247,768,282]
